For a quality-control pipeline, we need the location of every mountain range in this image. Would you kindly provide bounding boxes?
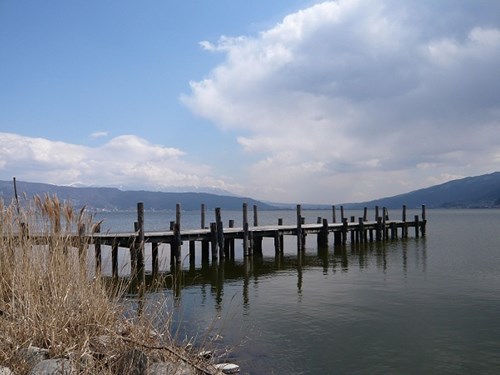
[345,171,500,209]
[0,180,274,211]
[1,172,500,210]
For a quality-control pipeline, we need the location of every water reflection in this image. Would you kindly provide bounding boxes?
[121,237,428,310]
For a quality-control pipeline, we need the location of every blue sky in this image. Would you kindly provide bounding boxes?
[1,0,500,204]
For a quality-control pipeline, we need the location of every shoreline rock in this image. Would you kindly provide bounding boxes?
[9,343,237,375]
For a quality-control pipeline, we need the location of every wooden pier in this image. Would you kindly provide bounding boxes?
[89,203,426,278]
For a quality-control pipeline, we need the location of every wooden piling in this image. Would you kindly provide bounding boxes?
[152,242,159,275]
[13,177,20,214]
[421,205,427,236]
[134,203,146,289]
[297,205,303,251]
[318,218,329,247]
[253,204,258,226]
[112,242,118,278]
[358,217,365,243]
[210,222,218,261]
[215,208,225,259]
[350,216,355,243]
[376,217,382,241]
[78,223,86,259]
[176,203,181,232]
[201,203,209,257]
[390,222,397,240]
[253,208,263,254]
[334,228,342,245]
[382,207,388,240]
[228,219,235,258]
[342,217,348,244]
[171,203,182,265]
[201,240,209,262]
[415,215,420,238]
[130,225,138,281]
[136,202,145,271]
[93,223,102,273]
[243,203,249,257]
[277,218,284,253]
[332,205,336,223]
[402,205,408,238]
[274,231,281,254]
[254,236,263,255]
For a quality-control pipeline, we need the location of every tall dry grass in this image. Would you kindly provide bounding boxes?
[0,195,215,374]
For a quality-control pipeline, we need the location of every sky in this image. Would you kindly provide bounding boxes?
[1,0,500,204]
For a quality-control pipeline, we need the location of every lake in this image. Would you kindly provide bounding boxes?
[94,208,500,374]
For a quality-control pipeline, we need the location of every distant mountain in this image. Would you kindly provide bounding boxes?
[345,172,500,209]
[0,180,276,211]
[2,172,499,211]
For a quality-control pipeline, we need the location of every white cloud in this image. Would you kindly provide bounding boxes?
[0,132,242,194]
[90,131,108,138]
[183,0,500,203]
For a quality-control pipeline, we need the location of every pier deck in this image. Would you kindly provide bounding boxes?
[97,219,420,245]
[87,203,427,277]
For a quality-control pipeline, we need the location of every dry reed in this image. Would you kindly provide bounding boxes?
[0,195,216,374]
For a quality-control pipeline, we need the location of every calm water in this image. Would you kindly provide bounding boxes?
[94,209,500,374]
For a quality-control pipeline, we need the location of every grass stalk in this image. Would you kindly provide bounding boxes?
[0,195,216,374]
